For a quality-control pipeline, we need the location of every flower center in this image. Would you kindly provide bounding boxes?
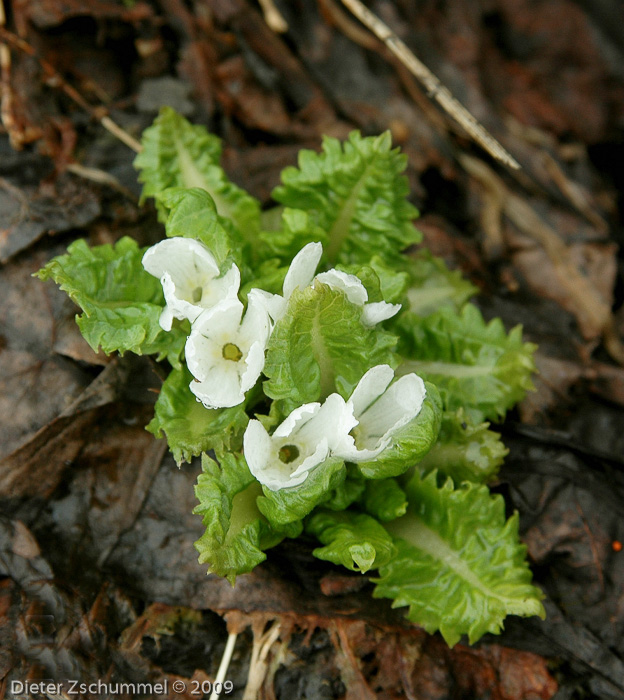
[222,342,243,362]
[192,286,203,303]
[278,444,300,464]
[349,426,361,442]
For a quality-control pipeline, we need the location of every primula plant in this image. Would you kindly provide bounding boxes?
[37,107,544,647]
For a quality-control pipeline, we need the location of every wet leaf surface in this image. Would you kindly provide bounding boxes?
[0,241,95,462]
[0,173,101,263]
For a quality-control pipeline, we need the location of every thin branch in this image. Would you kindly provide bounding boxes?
[0,26,142,153]
[258,0,288,33]
[0,0,16,144]
[339,0,520,170]
[460,152,624,364]
[65,163,138,201]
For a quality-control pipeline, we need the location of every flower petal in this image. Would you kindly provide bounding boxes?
[244,417,329,491]
[189,365,244,409]
[283,241,323,299]
[143,237,240,327]
[244,419,274,480]
[314,269,368,306]
[288,439,330,482]
[142,237,219,280]
[273,402,321,438]
[334,438,390,464]
[347,364,394,417]
[158,302,175,332]
[359,373,426,440]
[185,299,244,381]
[203,263,240,307]
[297,393,358,451]
[240,290,272,347]
[361,301,402,327]
[240,339,268,394]
[250,288,287,324]
[334,367,427,462]
[160,271,202,327]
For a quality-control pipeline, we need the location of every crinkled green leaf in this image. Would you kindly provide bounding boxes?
[398,304,537,422]
[404,251,477,315]
[373,471,545,646]
[273,131,421,265]
[260,205,284,231]
[257,457,346,528]
[194,452,290,584]
[240,258,287,302]
[355,382,443,480]
[368,256,411,303]
[362,479,407,522]
[258,208,328,263]
[157,187,239,268]
[135,107,261,247]
[35,237,184,365]
[147,366,249,464]
[418,409,508,484]
[264,283,397,413]
[322,474,366,511]
[307,510,396,573]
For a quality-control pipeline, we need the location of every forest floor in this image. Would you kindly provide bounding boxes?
[1,1,624,698]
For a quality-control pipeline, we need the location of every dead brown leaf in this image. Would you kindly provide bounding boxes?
[0,246,94,463]
[461,154,617,346]
[0,174,101,263]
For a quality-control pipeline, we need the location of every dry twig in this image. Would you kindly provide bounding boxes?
[258,0,288,33]
[0,26,142,153]
[460,153,624,364]
[0,0,18,146]
[339,0,520,170]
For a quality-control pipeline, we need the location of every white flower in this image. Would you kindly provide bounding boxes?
[244,394,357,490]
[142,237,240,331]
[185,290,270,408]
[314,269,401,326]
[255,242,400,327]
[334,364,426,463]
[254,241,323,322]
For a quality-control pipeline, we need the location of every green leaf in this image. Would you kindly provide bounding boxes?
[362,479,408,522]
[257,457,346,528]
[273,131,421,265]
[257,208,329,264]
[404,251,477,316]
[373,471,545,646]
[307,510,396,573]
[323,474,366,511]
[398,304,537,422]
[368,256,411,303]
[240,258,287,302]
[36,237,184,364]
[264,283,397,413]
[157,187,238,267]
[194,452,289,584]
[417,409,508,484]
[147,365,249,464]
[355,381,443,480]
[135,107,261,245]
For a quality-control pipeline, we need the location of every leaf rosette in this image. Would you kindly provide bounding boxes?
[35,112,544,646]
